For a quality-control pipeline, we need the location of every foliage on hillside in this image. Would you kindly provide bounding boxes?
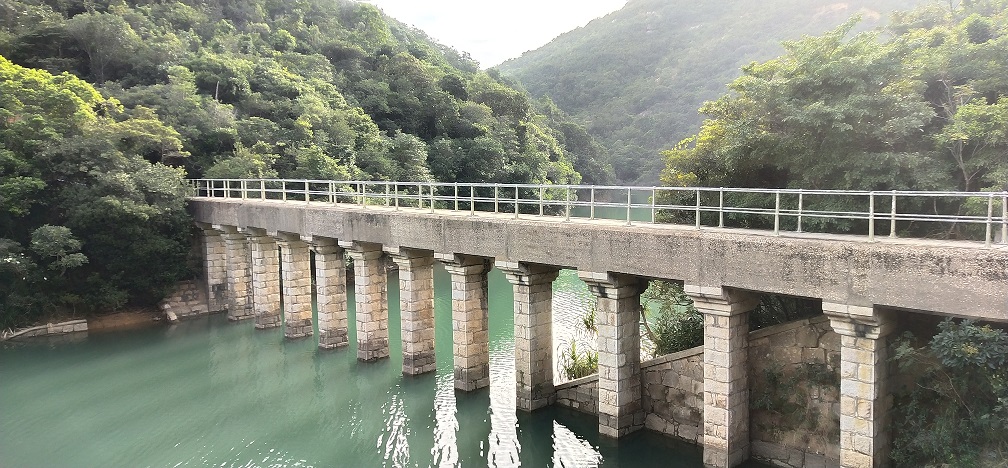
[0,0,611,185]
[0,55,193,329]
[498,0,922,184]
[660,2,1008,235]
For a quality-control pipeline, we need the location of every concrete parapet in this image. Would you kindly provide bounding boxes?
[824,303,894,468]
[580,271,646,438]
[438,252,491,391]
[387,247,436,375]
[686,285,759,468]
[498,261,560,411]
[313,237,348,349]
[343,240,389,361]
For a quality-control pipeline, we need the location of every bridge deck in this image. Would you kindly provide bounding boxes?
[190,197,1008,322]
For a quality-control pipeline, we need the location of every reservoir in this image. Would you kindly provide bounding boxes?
[0,266,765,467]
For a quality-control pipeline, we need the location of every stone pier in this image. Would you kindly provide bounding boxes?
[198,224,228,313]
[313,238,348,349]
[824,303,895,468]
[219,226,254,321]
[387,247,437,375]
[498,261,560,411]
[438,253,491,391]
[249,229,282,329]
[580,271,646,438]
[342,241,389,361]
[686,285,759,468]
[276,233,313,339]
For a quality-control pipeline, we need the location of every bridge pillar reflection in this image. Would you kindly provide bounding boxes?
[197,223,228,314]
[387,247,437,375]
[437,253,491,391]
[580,271,646,438]
[685,285,759,468]
[248,229,282,329]
[498,261,560,411]
[312,237,348,349]
[274,232,312,339]
[342,241,390,361]
[219,226,254,321]
[824,303,895,468]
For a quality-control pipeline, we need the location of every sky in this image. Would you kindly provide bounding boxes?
[363,0,628,67]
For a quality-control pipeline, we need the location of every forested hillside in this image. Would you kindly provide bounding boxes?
[1,0,612,185]
[498,0,922,184]
[663,4,1008,193]
[0,0,613,328]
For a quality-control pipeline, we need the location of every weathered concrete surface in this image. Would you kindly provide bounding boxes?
[189,199,1008,322]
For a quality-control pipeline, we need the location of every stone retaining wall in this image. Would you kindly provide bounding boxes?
[159,280,211,321]
[554,315,841,468]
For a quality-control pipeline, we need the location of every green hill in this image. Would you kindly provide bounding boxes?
[498,0,925,184]
[1,0,611,185]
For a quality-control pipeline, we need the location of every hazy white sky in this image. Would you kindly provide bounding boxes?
[363,0,627,67]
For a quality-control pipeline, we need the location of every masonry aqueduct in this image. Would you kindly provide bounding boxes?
[189,193,1007,468]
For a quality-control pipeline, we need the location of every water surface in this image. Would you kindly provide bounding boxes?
[1,267,743,467]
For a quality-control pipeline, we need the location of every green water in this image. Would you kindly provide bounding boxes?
[0,267,731,467]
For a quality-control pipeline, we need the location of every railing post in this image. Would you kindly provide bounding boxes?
[385,183,390,207]
[282,180,287,201]
[430,184,435,213]
[626,187,632,226]
[565,187,571,222]
[796,189,803,233]
[869,192,876,242]
[590,187,596,220]
[985,192,994,248]
[454,183,459,211]
[718,188,724,228]
[1002,191,1007,245]
[695,189,701,230]
[362,182,368,209]
[889,190,897,238]
[417,183,422,209]
[494,186,499,213]
[539,186,544,216]
[328,181,334,204]
[395,184,400,210]
[260,179,266,200]
[774,191,781,236]
[651,187,656,223]
[470,185,475,216]
[514,185,519,219]
[304,180,309,203]
[241,180,247,200]
[224,180,230,199]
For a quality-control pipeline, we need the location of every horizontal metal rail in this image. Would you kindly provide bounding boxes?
[188,179,1008,247]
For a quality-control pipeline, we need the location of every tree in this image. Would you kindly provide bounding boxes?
[0,55,193,327]
[64,11,140,83]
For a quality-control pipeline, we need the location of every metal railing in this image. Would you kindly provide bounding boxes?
[188,179,1008,247]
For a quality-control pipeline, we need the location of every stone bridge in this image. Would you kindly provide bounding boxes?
[188,194,1007,468]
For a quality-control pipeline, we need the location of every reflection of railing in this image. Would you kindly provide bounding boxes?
[188,179,1008,247]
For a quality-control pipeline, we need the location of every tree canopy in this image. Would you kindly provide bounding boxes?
[1,0,610,185]
[0,55,193,328]
[659,1,1008,235]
